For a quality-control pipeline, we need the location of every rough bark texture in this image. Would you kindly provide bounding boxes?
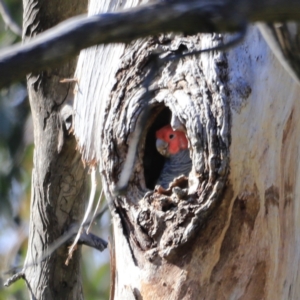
[102,31,230,249]
[99,33,231,300]
[74,1,300,300]
[23,0,88,299]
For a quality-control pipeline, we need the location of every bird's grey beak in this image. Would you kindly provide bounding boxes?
[156,139,169,157]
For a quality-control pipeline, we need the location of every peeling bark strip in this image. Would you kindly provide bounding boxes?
[100,32,230,260]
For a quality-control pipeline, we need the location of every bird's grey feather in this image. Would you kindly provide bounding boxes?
[157,149,192,189]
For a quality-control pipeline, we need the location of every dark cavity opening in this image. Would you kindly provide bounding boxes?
[143,107,171,189]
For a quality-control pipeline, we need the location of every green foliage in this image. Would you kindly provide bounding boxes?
[0,276,29,300]
[0,83,30,213]
[83,249,110,300]
[0,81,31,298]
[0,0,22,48]
[0,2,31,297]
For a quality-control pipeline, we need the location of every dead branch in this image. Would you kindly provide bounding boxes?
[0,0,300,88]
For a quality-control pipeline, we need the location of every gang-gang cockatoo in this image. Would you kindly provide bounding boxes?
[155,124,192,189]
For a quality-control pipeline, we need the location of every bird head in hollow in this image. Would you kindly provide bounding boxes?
[155,124,188,157]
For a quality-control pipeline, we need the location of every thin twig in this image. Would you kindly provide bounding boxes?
[87,189,103,233]
[4,271,24,287]
[2,205,108,278]
[0,0,22,36]
[66,167,98,264]
[165,23,247,62]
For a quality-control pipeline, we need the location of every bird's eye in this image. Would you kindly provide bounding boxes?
[169,134,174,139]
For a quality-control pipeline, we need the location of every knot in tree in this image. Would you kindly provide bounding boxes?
[85,34,230,263]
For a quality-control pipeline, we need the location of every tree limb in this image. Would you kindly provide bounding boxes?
[0,0,300,88]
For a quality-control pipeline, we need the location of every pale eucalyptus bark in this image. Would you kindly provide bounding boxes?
[22,0,88,299]
[71,1,300,300]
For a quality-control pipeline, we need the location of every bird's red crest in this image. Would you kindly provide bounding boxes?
[155,124,188,155]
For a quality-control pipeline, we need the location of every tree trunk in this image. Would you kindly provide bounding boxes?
[74,1,300,299]
[22,0,88,299]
